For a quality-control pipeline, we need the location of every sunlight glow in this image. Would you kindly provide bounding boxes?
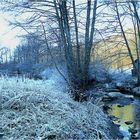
[0,12,20,49]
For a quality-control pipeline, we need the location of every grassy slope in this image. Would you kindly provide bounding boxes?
[0,77,112,140]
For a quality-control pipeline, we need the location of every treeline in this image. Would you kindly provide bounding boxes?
[1,0,140,100]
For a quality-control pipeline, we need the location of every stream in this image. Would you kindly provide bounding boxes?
[107,97,140,140]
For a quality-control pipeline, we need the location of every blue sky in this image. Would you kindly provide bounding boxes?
[0,0,135,50]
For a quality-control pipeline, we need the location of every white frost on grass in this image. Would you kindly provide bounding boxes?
[109,69,137,87]
[0,77,112,140]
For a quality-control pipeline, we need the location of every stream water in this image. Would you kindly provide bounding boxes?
[107,98,140,140]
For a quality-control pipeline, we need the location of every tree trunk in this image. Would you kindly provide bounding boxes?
[53,0,97,100]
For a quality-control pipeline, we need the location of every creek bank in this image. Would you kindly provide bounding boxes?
[87,84,140,139]
[101,81,140,97]
[105,100,140,140]
[96,90,140,140]
[87,90,132,139]
[106,76,140,98]
[87,70,140,139]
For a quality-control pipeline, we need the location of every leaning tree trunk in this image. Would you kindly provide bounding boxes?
[115,1,140,86]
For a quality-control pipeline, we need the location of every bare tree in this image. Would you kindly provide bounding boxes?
[0,47,10,63]
[14,33,45,64]
[112,0,140,85]
[53,0,98,100]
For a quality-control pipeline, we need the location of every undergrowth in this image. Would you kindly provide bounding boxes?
[0,77,112,140]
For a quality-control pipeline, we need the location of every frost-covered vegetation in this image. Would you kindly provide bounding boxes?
[1,0,140,139]
[0,76,113,140]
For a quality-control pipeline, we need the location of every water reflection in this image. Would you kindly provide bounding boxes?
[108,100,140,139]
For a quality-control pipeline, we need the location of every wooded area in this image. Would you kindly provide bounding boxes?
[0,0,140,139]
[0,0,139,98]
